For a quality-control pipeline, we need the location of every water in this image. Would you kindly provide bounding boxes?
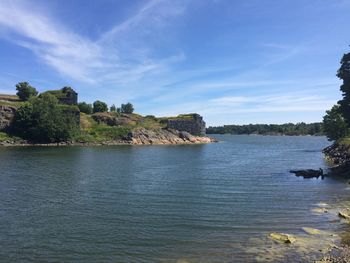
[0,135,348,262]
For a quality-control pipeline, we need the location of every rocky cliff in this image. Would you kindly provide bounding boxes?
[167,114,206,136]
[0,105,16,131]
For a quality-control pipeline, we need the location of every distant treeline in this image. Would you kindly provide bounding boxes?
[206,123,324,136]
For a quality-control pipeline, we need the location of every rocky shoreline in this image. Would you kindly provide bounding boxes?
[0,128,217,147]
[323,143,350,178]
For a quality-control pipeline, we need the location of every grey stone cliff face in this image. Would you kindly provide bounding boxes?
[0,106,16,131]
[167,114,206,136]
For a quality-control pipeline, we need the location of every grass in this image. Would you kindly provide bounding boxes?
[0,132,22,142]
[0,100,24,108]
[77,112,133,142]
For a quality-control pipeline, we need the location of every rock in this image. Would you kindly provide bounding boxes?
[302,227,322,235]
[338,211,350,219]
[123,127,216,145]
[311,207,328,214]
[0,105,16,131]
[269,233,296,244]
[290,168,324,179]
[92,112,134,126]
[323,143,350,178]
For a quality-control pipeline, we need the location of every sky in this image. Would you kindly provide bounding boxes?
[0,0,349,126]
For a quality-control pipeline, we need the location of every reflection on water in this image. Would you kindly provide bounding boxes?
[0,135,349,262]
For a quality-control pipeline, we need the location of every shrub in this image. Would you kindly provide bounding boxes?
[78,102,93,114]
[12,93,79,143]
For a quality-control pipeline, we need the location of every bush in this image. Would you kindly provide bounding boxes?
[15,82,38,101]
[93,100,108,113]
[12,93,79,143]
[78,102,93,114]
[121,102,134,114]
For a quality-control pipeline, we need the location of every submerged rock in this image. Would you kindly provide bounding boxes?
[311,207,328,214]
[302,227,322,235]
[269,233,296,244]
[290,168,324,179]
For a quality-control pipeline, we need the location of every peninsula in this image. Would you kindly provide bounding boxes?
[0,83,214,146]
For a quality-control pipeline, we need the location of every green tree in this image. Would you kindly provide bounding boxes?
[110,104,116,112]
[93,100,108,113]
[323,105,349,141]
[337,52,350,125]
[78,102,93,114]
[15,82,38,101]
[12,93,79,143]
[121,102,134,114]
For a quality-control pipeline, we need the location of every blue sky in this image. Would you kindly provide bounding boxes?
[0,0,349,125]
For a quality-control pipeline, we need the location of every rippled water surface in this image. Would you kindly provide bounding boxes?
[0,135,348,262]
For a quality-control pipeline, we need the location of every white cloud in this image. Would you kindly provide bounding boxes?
[0,0,187,84]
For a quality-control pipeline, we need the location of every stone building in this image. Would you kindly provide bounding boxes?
[46,87,78,105]
[167,114,206,136]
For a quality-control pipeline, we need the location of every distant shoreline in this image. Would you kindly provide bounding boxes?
[206,122,324,136]
[207,133,324,136]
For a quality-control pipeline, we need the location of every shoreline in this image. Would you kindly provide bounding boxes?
[0,133,217,147]
[0,139,216,147]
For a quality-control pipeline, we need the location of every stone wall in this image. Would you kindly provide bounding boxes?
[0,106,16,131]
[167,114,206,136]
[58,90,78,105]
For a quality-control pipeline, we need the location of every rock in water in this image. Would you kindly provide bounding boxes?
[269,233,296,244]
[302,227,322,235]
[290,168,324,179]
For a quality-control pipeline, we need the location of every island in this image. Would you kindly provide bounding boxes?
[0,83,215,146]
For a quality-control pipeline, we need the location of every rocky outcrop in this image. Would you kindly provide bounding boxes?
[323,143,350,177]
[123,128,215,145]
[0,105,16,131]
[92,113,134,126]
[167,114,206,136]
[269,233,296,244]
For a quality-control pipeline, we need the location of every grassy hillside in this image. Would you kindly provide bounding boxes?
[0,94,24,108]
[75,112,168,143]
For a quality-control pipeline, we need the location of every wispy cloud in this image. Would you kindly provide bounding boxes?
[0,0,187,84]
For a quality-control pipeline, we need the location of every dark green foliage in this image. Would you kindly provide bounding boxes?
[337,52,350,125]
[11,93,79,143]
[93,100,108,113]
[323,105,349,141]
[116,107,121,114]
[15,82,38,101]
[78,102,93,114]
[206,123,324,136]
[121,102,134,114]
[110,104,116,112]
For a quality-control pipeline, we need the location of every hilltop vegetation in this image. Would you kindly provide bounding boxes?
[207,123,323,136]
